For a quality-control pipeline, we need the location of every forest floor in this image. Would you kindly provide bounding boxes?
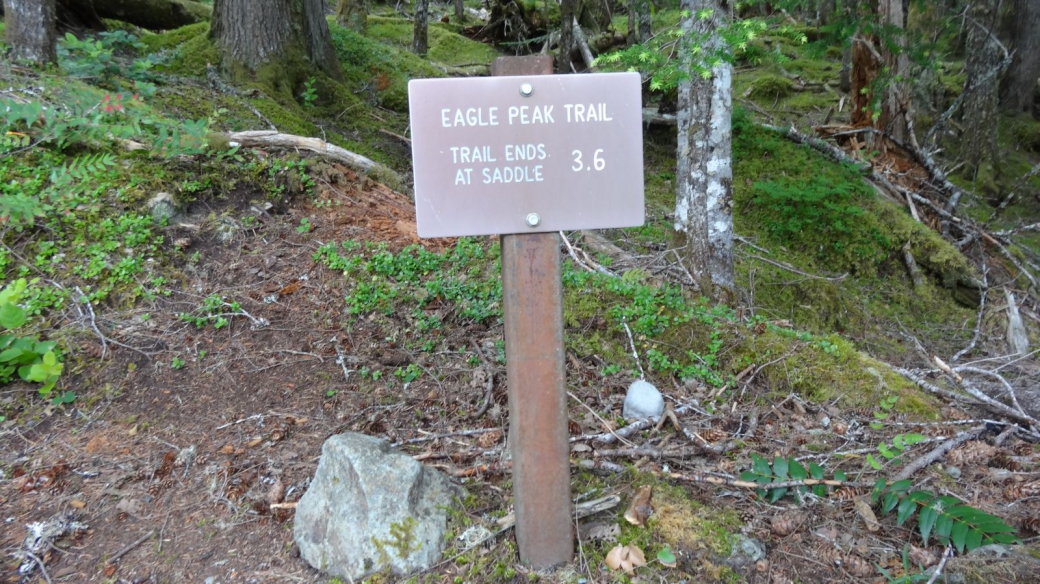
[2,7,1040,584]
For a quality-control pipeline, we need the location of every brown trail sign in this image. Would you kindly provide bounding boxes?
[408,56,644,569]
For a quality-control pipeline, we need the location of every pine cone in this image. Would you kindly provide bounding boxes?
[770,511,805,536]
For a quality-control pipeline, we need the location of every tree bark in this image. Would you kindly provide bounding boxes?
[454,0,462,21]
[3,0,58,65]
[210,0,342,88]
[558,0,574,73]
[1000,0,1040,115]
[627,0,650,43]
[675,0,734,303]
[335,0,367,34]
[962,0,1001,171]
[413,0,428,56]
[850,0,907,142]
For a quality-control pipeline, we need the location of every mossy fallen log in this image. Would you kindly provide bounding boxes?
[89,0,210,31]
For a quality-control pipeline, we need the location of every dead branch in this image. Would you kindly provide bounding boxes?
[951,250,988,362]
[893,427,985,481]
[225,131,408,194]
[572,17,595,70]
[895,367,1040,431]
[745,252,848,282]
[391,427,504,447]
[761,123,872,174]
[572,402,708,444]
[108,530,156,564]
[902,243,924,288]
[682,408,759,456]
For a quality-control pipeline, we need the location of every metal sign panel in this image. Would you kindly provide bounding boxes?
[408,72,645,238]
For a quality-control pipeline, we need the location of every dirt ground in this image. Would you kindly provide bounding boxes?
[2,161,1039,584]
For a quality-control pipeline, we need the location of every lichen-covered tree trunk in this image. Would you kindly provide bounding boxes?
[963,0,1001,171]
[413,0,428,56]
[675,0,734,303]
[1001,0,1040,115]
[336,0,367,34]
[2,0,57,65]
[211,0,342,91]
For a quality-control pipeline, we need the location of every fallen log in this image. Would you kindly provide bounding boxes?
[224,130,410,195]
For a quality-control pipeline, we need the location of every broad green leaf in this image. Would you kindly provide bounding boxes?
[773,456,788,479]
[890,480,913,495]
[0,347,27,363]
[872,478,887,503]
[813,485,827,497]
[965,528,983,552]
[808,462,825,480]
[951,521,969,553]
[919,505,938,545]
[935,513,954,542]
[866,454,882,470]
[0,303,27,330]
[769,487,788,503]
[834,470,847,482]
[893,435,904,449]
[657,546,676,568]
[902,433,926,445]
[751,454,771,477]
[789,459,806,480]
[896,498,917,526]
[883,492,900,515]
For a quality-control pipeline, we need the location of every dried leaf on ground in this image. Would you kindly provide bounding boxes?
[624,485,653,526]
[853,496,880,532]
[605,544,647,574]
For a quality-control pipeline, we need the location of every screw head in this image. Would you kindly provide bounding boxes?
[519,82,534,97]
[526,213,540,227]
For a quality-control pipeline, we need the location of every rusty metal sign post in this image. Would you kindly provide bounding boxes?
[408,56,643,569]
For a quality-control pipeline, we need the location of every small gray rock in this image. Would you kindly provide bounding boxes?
[945,466,962,480]
[723,534,766,568]
[294,433,460,581]
[622,379,664,419]
[147,192,177,223]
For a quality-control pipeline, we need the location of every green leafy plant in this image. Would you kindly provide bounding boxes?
[0,279,63,396]
[301,77,319,108]
[871,395,900,429]
[297,217,312,234]
[171,356,186,369]
[179,294,242,329]
[58,31,160,88]
[741,454,837,503]
[394,363,422,383]
[871,480,1018,553]
[866,433,925,470]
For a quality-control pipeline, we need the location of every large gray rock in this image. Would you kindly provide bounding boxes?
[294,433,460,580]
[623,379,664,420]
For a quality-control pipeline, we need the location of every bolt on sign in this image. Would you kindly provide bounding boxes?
[408,72,645,238]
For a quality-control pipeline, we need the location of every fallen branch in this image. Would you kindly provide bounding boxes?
[572,402,707,444]
[108,530,156,564]
[225,131,409,194]
[951,250,987,362]
[895,367,1040,431]
[745,253,848,282]
[391,427,504,447]
[893,427,984,482]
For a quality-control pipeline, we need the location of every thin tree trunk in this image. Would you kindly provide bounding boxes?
[3,0,58,65]
[1000,0,1040,115]
[413,0,428,56]
[211,0,342,86]
[963,0,1001,171]
[675,0,734,303]
[454,0,462,21]
[558,0,574,72]
[851,0,907,142]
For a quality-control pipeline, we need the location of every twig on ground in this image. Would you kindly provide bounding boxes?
[560,231,594,272]
[568,391,637,447]
[924,546,953,584]
[333,340,353,383]
[108,530,156,564]
[572,402,707,444]
[893,367,1040,431]
[746,253,848,282]
[621,319,645,379]
[215,414,265,431]
[73,287,107,359]
[954,365,1027,418]
[893,427,984,482]
[23,552,52,584]
[952,249,988,362]
[391,427,505,447]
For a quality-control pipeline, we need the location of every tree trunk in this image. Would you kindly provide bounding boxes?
[335,0,367,33]
[675,0,734,303]
[454,0,462,21]
[3,0,58,65]
[962,0,1001,171]
[413,0,428,56]
[817,0,834,26]
[850,0,907,142]
[1000,0,1040,116]
[210,0,342,90]
[558,0,574,72]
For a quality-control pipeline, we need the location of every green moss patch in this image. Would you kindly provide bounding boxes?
[365,17,497,68]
